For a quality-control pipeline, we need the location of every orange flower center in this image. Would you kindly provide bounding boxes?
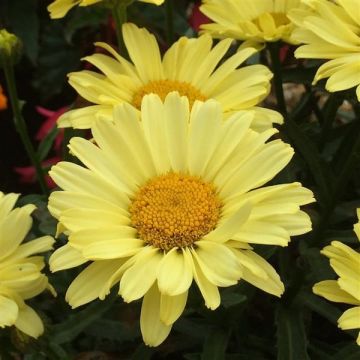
[132,80,207,109]
[130,173,222,251]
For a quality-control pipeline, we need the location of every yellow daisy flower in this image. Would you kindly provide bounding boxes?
[58,23,283,133]
[49,93,314,346]
[313,209,360,346]
[0,192,54,338]
[200,0,301,45]
[290,0,360,100]
[48,0,164,19]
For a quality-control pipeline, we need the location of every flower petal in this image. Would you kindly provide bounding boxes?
[157,248,193,296]
[140,284,172,347]
[160,291,188,326]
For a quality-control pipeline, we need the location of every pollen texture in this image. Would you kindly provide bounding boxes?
[132,80,207,109]
[130,173,222,251]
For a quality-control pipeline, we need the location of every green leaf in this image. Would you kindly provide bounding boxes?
[332,342,360,360]
[221,289,247,309]
[37,126,59,162]
[297,292,341,325]
[50,294,117,344]
[201,328,230,360]
[276,305,310,360]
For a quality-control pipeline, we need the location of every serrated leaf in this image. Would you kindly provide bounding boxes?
[276,305,310,360]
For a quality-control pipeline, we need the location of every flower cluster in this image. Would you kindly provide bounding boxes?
[1,0,359,351]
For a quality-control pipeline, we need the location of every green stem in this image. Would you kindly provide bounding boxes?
[1,55,48,195]
[111,1,128,57]
[165,0,174,45]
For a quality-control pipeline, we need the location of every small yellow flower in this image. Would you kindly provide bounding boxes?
[59,23,282,132]
[48,0,164,19]
[200,0,302,45]
[49,93,314,346]
[313,209,360,345]
[0,192,54,338]
[289,0,360,100]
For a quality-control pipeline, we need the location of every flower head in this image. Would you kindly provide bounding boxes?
[313,209,360,345]
[0,29,22,65]
[58,23,282,132]
[0,192,54,338]
[48,0,164,19]
[49,93,314,346]
[289,0,360,100]
[200,0,301,45]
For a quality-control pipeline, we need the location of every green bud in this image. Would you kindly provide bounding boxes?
[0,29,22,66]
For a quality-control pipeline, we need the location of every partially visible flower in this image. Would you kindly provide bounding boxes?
[13,106,67,188]
[36,106,67,151]
[0,85,7,110]
[0,192,54,338]
[289,0,360,100]
[189,3,211,32]
[200,0,302,45]
[49,93,314,346]
[15,157,61,188]
[313,209,360,346]
[59,23,282,132]
[48,0,165,19]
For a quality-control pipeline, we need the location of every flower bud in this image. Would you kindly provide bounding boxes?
[0,29,22,66]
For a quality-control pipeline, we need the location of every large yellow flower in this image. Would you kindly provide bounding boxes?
[200,0,301,45]
[48,0,164,19]
[58,23,282,132]
[290,0,360,100]
[49,93,314,346]
[313,209,360,345]
[0,192,54,338]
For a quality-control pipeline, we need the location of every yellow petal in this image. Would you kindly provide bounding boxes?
[338,306,360,330]
[313,280,360,305]
[163,92,189,173]
[192,250,220,309]
[239,250,284,297]
[66,260,123,308]
[193,241,242,287]
[123,23,164,83]
[50,244,87,272]
[160,291,188,326]
[0,295,18,327]
[14,304,43,338]
[120,247,162,302]
[140,284,172,347]
[157,248,193,296]
[0,205,35,260]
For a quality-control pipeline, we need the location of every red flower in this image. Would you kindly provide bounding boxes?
[14,156,61,188]
[189,3,211,32]
[14,106,69,188]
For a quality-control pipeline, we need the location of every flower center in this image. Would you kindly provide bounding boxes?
[132,80,207,109]
[254,12,290,28]
[130,173,222,251]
